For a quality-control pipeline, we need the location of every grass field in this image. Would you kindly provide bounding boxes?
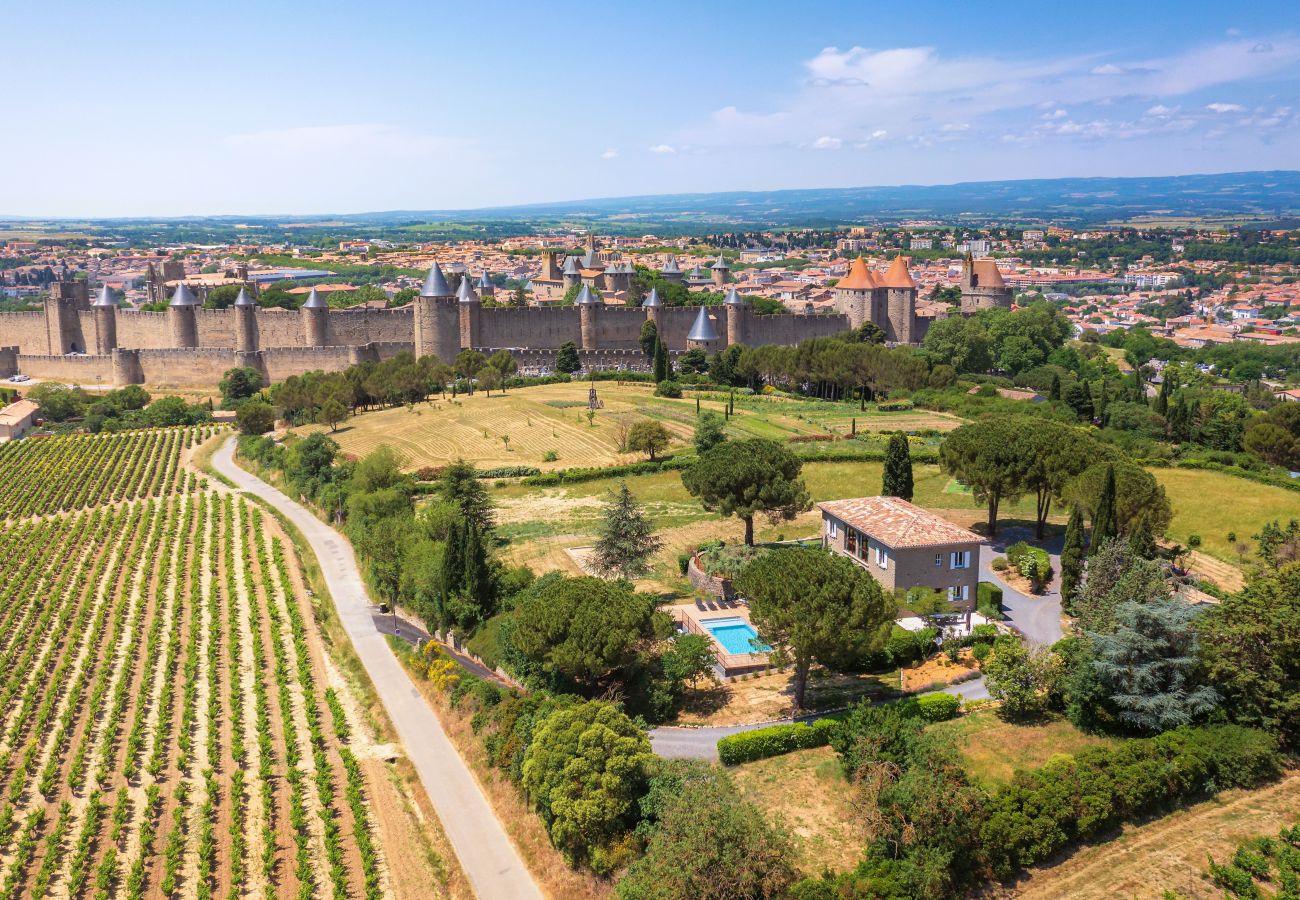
[731,746,862,874]
[929,709,1118,786]
[1153,468,1300,566]
[297,381,962,471]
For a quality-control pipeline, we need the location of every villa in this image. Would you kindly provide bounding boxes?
[817,496,985,611]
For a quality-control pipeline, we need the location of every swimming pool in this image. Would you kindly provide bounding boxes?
[701,617,771,655]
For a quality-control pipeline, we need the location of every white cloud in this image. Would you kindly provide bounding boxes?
[811,135,842,149]
[1207,102,1247,113]
[600,148,619,159]
[648,144,676,154]
[667,36,1300,153]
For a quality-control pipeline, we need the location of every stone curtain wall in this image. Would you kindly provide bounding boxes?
[0,312,54,355]
[7,300,854,387]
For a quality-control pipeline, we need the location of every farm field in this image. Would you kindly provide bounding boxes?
[0,435,448,898]
[296,381,963,471]
[0,427,209,520]
[1152,467,1300,566]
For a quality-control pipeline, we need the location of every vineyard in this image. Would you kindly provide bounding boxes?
[0,460,394,896]
[0,427,218,520]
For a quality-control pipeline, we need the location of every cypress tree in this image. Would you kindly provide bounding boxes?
[461,521,491,618]
[1154,374,1171,416]
[1094,378,1109,421]
[1049,372,1062,402]
[653,338,669,383]
[1060,505,1086,612]
[1128,512,1158,560]
[440,518,465,621]
[881,432,914,502]
[1090,464,1119,556]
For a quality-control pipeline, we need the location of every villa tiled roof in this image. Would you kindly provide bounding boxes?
[818,496,984,548]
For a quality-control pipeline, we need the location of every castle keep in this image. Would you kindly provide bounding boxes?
[0,251,984,389]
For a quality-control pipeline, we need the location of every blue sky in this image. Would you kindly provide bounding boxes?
[4,0,1299,216]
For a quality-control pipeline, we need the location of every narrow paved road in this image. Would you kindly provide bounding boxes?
[213,439,539,900]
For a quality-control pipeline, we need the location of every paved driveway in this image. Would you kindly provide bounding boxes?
[213,439,539,900]
[980,528,1064,647]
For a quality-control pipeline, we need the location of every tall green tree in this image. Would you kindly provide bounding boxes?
[682,439,811,546]
[1089,598,1219,733]
[1199,563,1300,744]
[881,432,914,502]
[692,410,727,455]
[218,365,263,409]
[1060,506,1086,612]
[438,459,495,533]
[983,635,1057,720]
[618,762,796,900]
[653,337,670,383]
[1024,421,1094,539]
[639,320,658,358]
[555,341,581,374]
[734,548,894,709]
[627,421,671,461]
[939,418,1031,536]
[521,701,653,874]
[510,576,657,691]
[1089,464,1119,554]
[590,482,663,580]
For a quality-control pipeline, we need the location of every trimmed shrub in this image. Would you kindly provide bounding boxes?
[654,380,683,398]
[913,692,961,723]
[990,556,1008,571]
[977,582,1003,613]
[717,718,842,766]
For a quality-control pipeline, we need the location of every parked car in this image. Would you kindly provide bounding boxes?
[7,374,29,383]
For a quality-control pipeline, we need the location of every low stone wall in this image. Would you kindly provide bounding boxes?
[686,553,737,601]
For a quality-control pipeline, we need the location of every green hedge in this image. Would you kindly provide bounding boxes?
[911,693,961,723]
[981,724,1282,880]
[717,718,843,766]
[977,582,1003,616]
[521,456,693,486]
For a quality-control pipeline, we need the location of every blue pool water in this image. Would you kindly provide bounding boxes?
[702,617,770,655]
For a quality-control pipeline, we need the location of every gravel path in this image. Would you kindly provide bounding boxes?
[213,438,539,900]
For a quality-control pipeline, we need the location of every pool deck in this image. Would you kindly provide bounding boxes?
[671,602,772,677]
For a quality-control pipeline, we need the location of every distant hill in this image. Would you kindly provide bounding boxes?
[367,171,1300,228]
[6,171,1300,239]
